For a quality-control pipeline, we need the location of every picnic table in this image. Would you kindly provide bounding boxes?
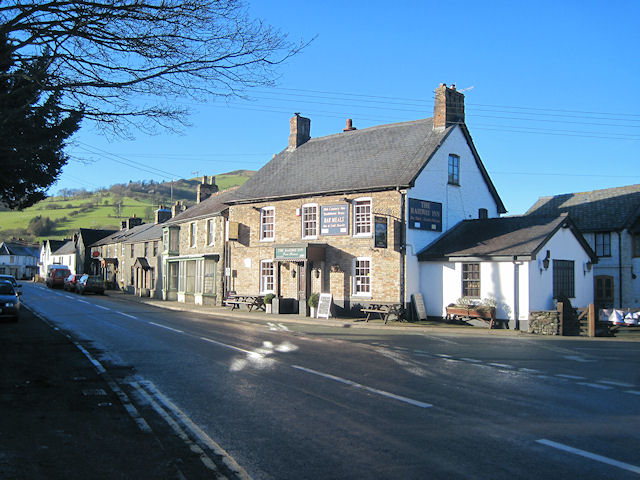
[361,303,403,324]
[224,294,265,312]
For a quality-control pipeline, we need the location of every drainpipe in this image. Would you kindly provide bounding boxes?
[619,231,623,308]
[513,257,520,330]
[400,190,406,313]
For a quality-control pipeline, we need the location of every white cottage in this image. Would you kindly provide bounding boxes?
[417,214,596,329]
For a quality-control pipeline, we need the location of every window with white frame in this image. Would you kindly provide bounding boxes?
[260,260,274,293]
[353,198,372,237]
[301,204,318,238]
[260,207,275,241]
[353,258,371,296]
[189,222,197,248]
[207,219,216,246]
[448,154,460,185]
[203,258,216,294]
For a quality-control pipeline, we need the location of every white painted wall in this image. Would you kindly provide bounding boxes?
[406,126,502,301]
[420,225,594,327]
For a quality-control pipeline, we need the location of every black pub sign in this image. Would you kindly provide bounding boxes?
[408,198,442,231]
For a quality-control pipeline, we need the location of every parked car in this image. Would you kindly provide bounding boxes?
[76,275,105,295]
[64,274,81,292]
[0,280,20,321]
[46,268,71,289]
[0,274,21,295]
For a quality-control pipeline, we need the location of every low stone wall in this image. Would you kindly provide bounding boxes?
[529,310,561,335]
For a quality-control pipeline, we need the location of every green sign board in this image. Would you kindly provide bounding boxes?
[275,246,307,260]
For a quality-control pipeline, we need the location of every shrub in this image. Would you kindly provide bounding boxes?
[264,293,275,305]
[308,293,320,308]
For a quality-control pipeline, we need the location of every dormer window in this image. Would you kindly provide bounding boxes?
[448,154,460,185]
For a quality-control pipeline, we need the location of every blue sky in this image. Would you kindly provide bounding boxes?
[57,0,640,215]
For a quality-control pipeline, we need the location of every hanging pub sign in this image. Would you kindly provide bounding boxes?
[374,216,388,248]
[408,198,442,231]
[320,204,349,235]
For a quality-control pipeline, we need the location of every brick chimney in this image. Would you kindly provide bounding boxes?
[171,201,187,218]
[288,113,311,150]
[127,215,143,230]
[154,205,172,224]
[433,83,465,131]
[197,175,219,203]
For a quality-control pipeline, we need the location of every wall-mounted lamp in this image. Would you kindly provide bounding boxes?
[314,268,320,279]
[541,250,551,272]
[342,197,351,203]
[291,269,296,278]
[583,261,593,275]
[251,206,261,211]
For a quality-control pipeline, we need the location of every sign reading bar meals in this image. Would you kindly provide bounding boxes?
[275,246,307,260]
[320,204,349,235]
[408,198,442,231]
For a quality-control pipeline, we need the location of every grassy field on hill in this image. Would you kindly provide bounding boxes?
[0,171,252,243]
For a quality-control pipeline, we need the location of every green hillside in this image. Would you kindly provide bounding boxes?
[0,171,253,243]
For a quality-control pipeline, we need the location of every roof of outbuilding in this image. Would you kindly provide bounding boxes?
[229,118,505,212]
[417,214,595,262]
[526,184,640,232]
[166,187,238,225]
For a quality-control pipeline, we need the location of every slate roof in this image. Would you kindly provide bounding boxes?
[526,184,640,232]
[90,222,161,247]
[417,214,595,261]
[52,240,76,255]
[0,242,40,257]
[78,228,117,246]
[166,187,238,225]
[47,239,67,252]
[229,118,505,212]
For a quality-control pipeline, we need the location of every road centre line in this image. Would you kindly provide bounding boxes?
[291,365,433,409]
[149,322,184,334]
[118,312,138,320]
[460,357,481,363]
[94,304,112,311]
[577,382,613,390]
[598,380,635,388]
[77,299,90,304]
[199,336,261,356]
[555,374,586,380]
[487,363,514,369]
[625,390,640,396]
[536,439,640,474]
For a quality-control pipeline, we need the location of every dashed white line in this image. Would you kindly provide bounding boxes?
[77,299,90,305]
[199,336,260,356]
[598,380,635,388]
[624,390,640,396]
[555,374,586,380]
[488,363,514,369]
[94,304,111,311]
[118,312,138,320]
[149,322,184,333]
[536,439,640,474]
[460,357,481,363]
[519,368,541,374]
[291,365,433,408]
[433,353,452,358]
[577,382,613,390]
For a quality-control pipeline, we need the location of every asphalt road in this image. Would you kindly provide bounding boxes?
[22,283,640,480]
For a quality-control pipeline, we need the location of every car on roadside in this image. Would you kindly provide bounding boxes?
[64,274,82,292]
[0,274,22,296]
[75,275,105,295]
[46,268,71,289]
[0,280,20,321]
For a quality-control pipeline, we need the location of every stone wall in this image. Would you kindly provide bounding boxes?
[528,310,561,335]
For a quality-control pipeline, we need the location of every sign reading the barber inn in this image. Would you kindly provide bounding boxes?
[320,204,349,235]
[274,246,307,260]
[408,198,442,231]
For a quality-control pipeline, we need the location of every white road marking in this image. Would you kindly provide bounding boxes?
[291,365,433,408]
[277,323,290,331]
[148,322,184,334]
[488,363,514,369]
[460,357,481,363]
[555,374,586,380]
[77,299,90,305]
[434,353,452,358]
[598,380,635,388]
[94,304,111,311]
[519,368,541,374]
[624,390,640,396]
[118,312,138,320]
[536,439,640,474]
[577,382,613,390]
[200,336,261,357]
[563,355,596,363]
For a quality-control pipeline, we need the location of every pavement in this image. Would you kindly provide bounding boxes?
[2,286,637,479]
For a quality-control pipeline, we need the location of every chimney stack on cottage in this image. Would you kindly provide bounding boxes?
[154,205,172,224]
[343,118,357,132]
[433,83,465,131]
[171,200,187,218]
[288,113,311,150]
[197,175,219,203]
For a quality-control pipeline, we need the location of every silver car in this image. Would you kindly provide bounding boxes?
[0,274,21,296]
[0,280,20,321]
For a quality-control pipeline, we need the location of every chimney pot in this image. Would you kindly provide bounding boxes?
[343,118,357,132]
[433,83,465,131]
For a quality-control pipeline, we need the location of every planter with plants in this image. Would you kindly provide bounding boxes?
[446,297,497,328]
[264,293,275,314]
[308,293,320,318]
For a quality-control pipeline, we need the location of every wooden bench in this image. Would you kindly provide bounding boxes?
[361,303,403,324]
[224,294,265,312]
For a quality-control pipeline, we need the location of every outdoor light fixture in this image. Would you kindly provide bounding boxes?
[541,250,551,271]
[315,269,320,279]
[583,261,593,275]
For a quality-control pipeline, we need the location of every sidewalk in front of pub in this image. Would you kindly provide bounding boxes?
[0,306,231,480]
